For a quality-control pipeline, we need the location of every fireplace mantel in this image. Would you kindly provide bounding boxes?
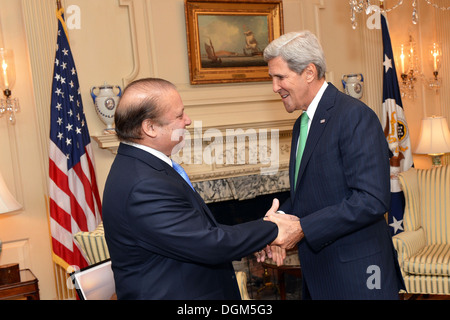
[93,119,295,202]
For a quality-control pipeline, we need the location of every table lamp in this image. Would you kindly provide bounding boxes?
[415,116,450,167]
[0,170,22,255]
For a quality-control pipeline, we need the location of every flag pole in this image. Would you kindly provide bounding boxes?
[56,0,62,10]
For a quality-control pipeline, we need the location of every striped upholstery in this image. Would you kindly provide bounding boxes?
[403,244,450,276]
[74,222,110,265]
[393,165,450,295]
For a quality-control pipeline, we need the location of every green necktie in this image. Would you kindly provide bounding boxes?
[294,112,309,188]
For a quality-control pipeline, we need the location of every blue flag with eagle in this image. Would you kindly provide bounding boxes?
[381,14,413,236]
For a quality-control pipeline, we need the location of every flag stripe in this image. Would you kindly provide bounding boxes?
[73,155,96,215]
[51,237,86,268]
[85,146,102,213]
[49,198,72,233]
[49,8,101,270]
[49,160,71,199]
[50,214,74,250]
[69,163,97,231]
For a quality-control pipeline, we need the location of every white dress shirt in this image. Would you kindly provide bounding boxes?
[122,141,173,167]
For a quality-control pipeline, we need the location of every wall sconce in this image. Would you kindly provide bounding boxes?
[427,42,441,92]
[398,36,419,100]
[415,116,450,167]
[396,36,443,98]
[0,48,20,124]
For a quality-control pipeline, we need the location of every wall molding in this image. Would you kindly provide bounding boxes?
[358,13,383,119]
[21,0,56,195]
[119,0,140,87]
[0,239,31,270]
[313,0,326,41]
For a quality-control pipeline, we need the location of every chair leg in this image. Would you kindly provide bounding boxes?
[400,293,419,300]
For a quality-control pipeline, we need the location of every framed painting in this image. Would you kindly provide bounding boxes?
[185,0,283,85]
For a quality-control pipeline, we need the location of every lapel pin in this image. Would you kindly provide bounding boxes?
[320,119,326,124]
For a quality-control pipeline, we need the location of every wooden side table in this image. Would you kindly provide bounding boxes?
[263,263,302,300]
[261,248,302,300]
[0,269,40,300]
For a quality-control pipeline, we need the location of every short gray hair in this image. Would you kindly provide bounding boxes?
[264,30,327,79]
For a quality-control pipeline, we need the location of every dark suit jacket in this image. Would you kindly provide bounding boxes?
[280,83,405,299]
[102,143,278,300]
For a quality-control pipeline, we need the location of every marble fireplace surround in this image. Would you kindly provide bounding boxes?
[93,119,294,203]
[193,170,289,204]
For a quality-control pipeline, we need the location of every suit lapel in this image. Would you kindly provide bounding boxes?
[118,143,218,225]
[289,118,301,199]
[293,83,337,192]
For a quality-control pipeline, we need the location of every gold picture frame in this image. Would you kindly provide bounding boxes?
[185,0,284,85]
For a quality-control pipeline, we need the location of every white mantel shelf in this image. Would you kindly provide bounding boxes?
[92,133,120,154]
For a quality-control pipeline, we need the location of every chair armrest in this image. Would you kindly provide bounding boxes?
[235,271,251,300]
[392,227,426,264]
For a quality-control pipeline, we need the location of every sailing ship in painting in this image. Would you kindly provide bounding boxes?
[201,25,266,68]
[242,25,263,56]
[204,38,222,64]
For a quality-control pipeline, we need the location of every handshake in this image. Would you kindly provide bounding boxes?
[256,198,304,266]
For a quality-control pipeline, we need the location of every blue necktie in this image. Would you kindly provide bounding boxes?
[294,112,309,188]
[172,161,194,190]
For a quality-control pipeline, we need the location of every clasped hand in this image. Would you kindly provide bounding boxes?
[255,198,304,266]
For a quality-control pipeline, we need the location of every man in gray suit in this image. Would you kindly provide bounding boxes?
[264,31,405,299]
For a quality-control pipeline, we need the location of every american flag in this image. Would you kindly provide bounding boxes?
[381,14,413,236]
[49,9,102,270]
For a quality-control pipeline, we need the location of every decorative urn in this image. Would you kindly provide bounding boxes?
[341,74,364,100]
[90,82,122,133]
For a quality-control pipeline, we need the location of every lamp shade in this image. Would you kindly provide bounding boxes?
[0,171,22,214]
[415,116,450,155]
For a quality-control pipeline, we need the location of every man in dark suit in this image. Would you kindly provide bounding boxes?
[263,31,405,299]
[102,78,299,300]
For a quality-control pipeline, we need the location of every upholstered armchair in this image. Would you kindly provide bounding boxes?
[74,223,110,265]
[392,165,450,295]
